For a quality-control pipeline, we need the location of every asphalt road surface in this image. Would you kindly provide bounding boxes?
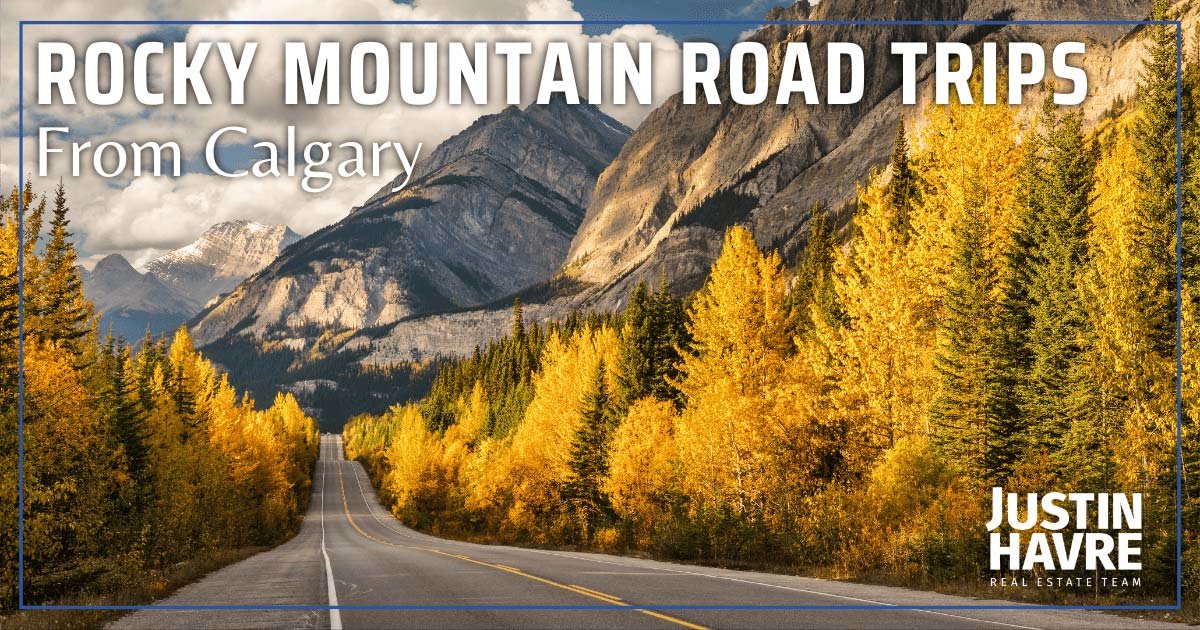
[109,435,1187,630]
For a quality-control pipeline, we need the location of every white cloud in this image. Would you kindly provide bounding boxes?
[1,0,680,267]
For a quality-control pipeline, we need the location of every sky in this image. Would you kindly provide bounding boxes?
[0,0,800,269]
[573,0,783,43]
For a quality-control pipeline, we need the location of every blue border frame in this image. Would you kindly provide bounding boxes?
[14,18,1185,614]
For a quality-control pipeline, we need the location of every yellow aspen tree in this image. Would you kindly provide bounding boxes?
[674,226,790,520]
[1081,129,1175,490]
[820,177,937,460]
[267,392,318,511]
[910,99,1022,288]
[603,397,678,545]
[775,336,847,497]
[478,326,619,539]
[22,343,114,583]
[383,405,443,522]
[439,381,487,511]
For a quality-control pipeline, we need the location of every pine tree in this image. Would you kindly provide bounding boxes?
[512,297,525,339]
[653,280,689,403]
[105,338,149,480]
[134,332,164,413]
[1131,0,1182,356]
[171,360,196,433]
[614,281,653,410]
[887,118,918,236]
[562,360,616,535]
[931,195,1015,482]
[613,278,688,412]
[787,202,841,337]
[37,183,92,348]
[1021,105,1097,458]
[985,121,1042,475]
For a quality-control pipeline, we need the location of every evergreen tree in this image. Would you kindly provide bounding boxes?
[1131,0,1182,356]
[512,297,525,339]
[613,278,688,412]
[985,120,1043,476]
[37,183,92,348]
[887,118,918,236]
[651,279,689,401]
[171,361,197,433]
[931,195,1016,481]
[134,331,164,413]
[562,360,616,535]
[614,281,653,410]
[1021,105,1097,457]
[105,338,149,480]
[787,202,841,336]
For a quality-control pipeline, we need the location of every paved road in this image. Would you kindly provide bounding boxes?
[110,435,1186,629]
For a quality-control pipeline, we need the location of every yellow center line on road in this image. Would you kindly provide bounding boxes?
[570,584,624,601]
[333,460,706,630]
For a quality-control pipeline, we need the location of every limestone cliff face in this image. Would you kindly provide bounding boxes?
[198,0,1191,371]
[558,0,1153,309]
[345,0,1189,365]
[191,100,630,345]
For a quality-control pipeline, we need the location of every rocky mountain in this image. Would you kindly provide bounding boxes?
[146,220,300,307]
[191,0,1193,425]
[558,0,1154,308]
[80,221,300,342]
[191,99,631,347]
[80,254,198,341]
[342,0,1179,367]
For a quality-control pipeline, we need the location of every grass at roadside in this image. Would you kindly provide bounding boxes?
[0,546,270,630]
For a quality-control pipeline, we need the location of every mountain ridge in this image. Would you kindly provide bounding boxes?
[81,221,302,342]
[80,253,198,341]
[558,0,1154,308]
[191,99,632,347]
[345,0,1187,368]
[145,220,301,307]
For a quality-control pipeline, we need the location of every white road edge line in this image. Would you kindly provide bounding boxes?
[522,546,1042,630]
[348,453,423,543]
[321,437,344,630]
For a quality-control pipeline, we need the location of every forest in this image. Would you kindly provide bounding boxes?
[342,15,1199,605]
[0,184,320,609]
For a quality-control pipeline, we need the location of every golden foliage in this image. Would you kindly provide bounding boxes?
[340,74,1194,597]
[674,227,789,519]
[0,183,319,606]
[604,397,678,543]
